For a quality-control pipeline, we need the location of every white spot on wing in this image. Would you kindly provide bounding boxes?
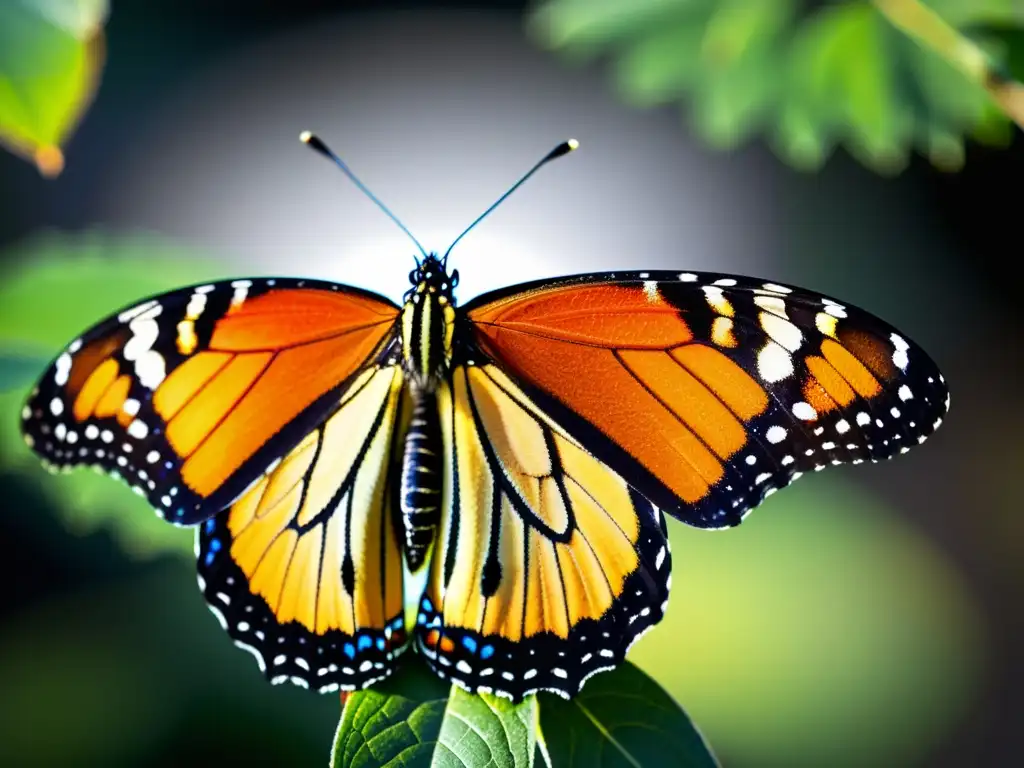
[118,299,159,323]
[824,303,847,318]
[702,286,733,317]
[754,295,788,318]
[757,342,793,383]
[760,312,802,351]
[185,291,208,320]
[891,333,910,370]
[792,402,817,421]
[54,353,72,386]
[815,312,838,338]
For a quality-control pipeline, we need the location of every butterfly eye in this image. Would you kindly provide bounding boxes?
[409,269,418,283]
[451,269,460,287]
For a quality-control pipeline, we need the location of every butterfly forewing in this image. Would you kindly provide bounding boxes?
[466,270,949,529]
[20,278,400,524]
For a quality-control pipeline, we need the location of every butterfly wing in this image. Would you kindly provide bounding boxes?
[415,362,670,702]
[196,363,409,692]
[465,271,949,529]
[20,278,400,524]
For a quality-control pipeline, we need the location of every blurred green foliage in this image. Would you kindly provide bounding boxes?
[0,0,108,176]
[630,477,985,767]
[0,231,225,558]
[0,560,339,766]
[528,0,1023,174]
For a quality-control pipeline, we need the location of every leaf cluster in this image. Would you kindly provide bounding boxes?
[528,0,1024,173]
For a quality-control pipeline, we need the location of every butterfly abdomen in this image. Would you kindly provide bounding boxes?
[399,388,442,570]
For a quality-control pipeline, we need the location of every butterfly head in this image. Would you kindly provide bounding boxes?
[406,253,458,302]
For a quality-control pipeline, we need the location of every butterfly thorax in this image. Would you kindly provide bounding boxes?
[400,255,457,391]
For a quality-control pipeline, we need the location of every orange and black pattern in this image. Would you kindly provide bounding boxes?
[415,363,670,701]
[196,365,409,692]
[20,257,949,701]
[466,271,949,530]
[20,278,399,524]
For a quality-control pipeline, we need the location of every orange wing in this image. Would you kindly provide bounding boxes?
[465,271,949,528]
[197,364,409,693]
[21,278,400,524]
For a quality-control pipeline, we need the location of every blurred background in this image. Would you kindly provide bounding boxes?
[0,1,1021,766]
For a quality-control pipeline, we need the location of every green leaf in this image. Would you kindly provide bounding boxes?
[332,664,450,768]
[0,231,225,559]
[434,688,537,768]
[528,0,713,60]
[537,662,718,767]
[0,0,109,176]
[331,664,537,768]
[529,0,1023,174]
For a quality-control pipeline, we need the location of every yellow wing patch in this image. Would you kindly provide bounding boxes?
[415,363,670,702]
[196,365,408,693]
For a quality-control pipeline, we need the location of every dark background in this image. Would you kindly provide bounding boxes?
[1,1,1021,766]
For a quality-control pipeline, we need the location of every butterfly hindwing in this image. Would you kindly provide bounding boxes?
[20,278,400,524]
[466,270,949,529]
[196,363,409,692]
[415,363,670,702]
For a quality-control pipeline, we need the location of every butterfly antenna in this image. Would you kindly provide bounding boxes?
[300,131,429,259]
[442,138,579,264]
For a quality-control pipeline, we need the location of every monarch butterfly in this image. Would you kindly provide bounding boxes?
[20,134,949,703]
